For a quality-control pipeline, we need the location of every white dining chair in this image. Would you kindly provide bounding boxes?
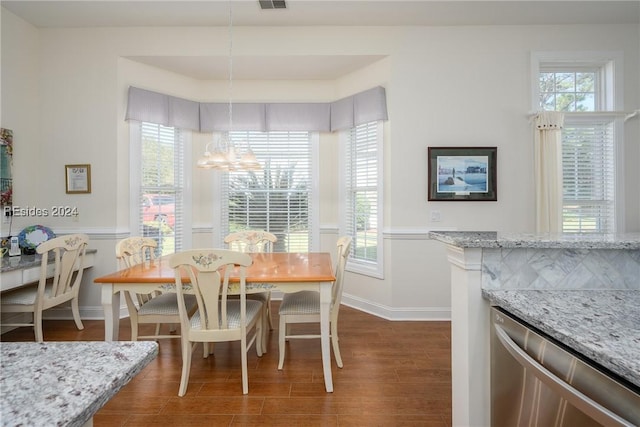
[277,236,352,370]
[116,236,196,341]
[224,230,276,348]
[1,233,89,342]
[170,249,264,396]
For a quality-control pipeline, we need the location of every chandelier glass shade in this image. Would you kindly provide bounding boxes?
[197,1,261,172]
[196,137,261,171]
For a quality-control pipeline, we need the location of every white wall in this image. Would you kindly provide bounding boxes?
[2,8,639,321]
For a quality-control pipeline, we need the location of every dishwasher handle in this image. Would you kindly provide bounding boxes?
[494,323,634,427]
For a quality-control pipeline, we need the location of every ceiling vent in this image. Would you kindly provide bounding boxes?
[259,0,287,9]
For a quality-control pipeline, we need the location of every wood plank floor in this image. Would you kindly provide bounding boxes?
[1,303,452,426]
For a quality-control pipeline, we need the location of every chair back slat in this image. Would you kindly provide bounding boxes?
[224,231,277,253]
[196,269,223,330]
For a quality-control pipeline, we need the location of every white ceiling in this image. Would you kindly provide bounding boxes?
[3,1,638,80]
[3,1,639,28]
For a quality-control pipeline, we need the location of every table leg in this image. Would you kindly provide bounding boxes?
[101,285,119,341]
[319,282,333,392]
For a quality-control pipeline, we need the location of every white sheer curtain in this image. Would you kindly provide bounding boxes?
[534,111,565,233]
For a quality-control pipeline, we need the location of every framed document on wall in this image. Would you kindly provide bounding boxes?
[65,164,91,194]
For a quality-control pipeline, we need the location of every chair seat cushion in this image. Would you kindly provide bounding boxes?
[278,290,320,315]
[190,299,263,330]
[1,284,52,306]
[138,293,197,316]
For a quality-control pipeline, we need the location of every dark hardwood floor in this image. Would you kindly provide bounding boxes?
[1,302,452,426]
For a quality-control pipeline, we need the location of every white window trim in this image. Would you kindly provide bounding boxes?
[128,121,192,248]
[531,51,625,232]
[530,51,623,112]
[339,121,384,279]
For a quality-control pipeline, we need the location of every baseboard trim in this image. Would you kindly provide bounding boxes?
[37,305,130,321]
[273,292,450,321]
[341,293,451,321]
[6,298,450,326]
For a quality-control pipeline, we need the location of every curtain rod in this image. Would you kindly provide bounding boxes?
[528,110,639,122]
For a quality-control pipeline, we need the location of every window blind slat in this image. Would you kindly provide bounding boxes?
[139,122,184,255]
[345,121,379,263]
[561,120,615,233]
[221,130,313,253]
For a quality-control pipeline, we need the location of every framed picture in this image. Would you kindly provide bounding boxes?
[427,147,497,201]
[65,164,91,194]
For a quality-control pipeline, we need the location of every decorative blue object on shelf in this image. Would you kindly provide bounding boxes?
[18,225,55,250]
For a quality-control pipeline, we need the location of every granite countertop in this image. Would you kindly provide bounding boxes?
[0,341,158,427]
[1,248,97,273]
[429,231,640,250]
[483,289,640,389]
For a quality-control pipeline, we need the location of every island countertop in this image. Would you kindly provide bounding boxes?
[0,341,158,427]
[483,289,640,389]
[428,231,640,250]
[430,230,640,426]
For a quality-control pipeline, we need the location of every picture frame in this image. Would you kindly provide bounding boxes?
[65,164,91,194]
[427,147,497,201]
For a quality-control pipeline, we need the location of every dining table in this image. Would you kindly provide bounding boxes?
[94,251,338,392]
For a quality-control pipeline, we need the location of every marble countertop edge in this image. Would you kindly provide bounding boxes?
[429,231,640,249]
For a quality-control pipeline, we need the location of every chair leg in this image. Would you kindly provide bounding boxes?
[178,337,193,397]
[34,310,44,343]
[203,342,209,358]
[331,321,343,368]
[261,305,269,353]
[241,336,249,394]
[255,315,263,357]
[71,297,84,330]
[278,315,286,370]
[130,319,139,341]
[266,296,273,330]
[154,323,161,338]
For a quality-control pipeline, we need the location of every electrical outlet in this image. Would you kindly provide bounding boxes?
[430,210,441,222]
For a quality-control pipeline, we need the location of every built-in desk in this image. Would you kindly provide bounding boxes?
[0,249,97,292]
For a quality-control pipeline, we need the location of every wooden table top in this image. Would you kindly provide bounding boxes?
[94,252,335,284]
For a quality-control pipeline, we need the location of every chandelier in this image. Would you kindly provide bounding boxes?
[197,1,261,171]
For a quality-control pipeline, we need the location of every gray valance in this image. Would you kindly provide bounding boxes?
[199,103,267,132]
[126,85,387,132]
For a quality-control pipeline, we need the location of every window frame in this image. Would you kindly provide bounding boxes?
[339,120,384,279]
[531,51,625,233]
[129,121,192,252]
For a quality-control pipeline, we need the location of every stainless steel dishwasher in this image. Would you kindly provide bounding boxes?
[490,307,640,427]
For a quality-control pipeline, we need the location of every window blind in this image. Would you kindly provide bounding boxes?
[562,119,615,233]
[139,122,184,255]
[221,130,313,252]
[345,121,379,263]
